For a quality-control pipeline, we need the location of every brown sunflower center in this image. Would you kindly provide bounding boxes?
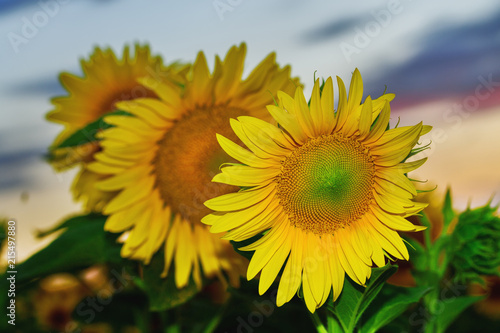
[154,105,246,223]
[276,134,375,235]
[101,86,158,116]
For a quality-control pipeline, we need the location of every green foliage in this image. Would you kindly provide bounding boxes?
[442,188,455,228]
[0,219,6,251]
[405,140,431,161]
[449,203,500,283]
[51,110,131,149]
[15,214,124,283]
[434,295,485,332]
[359,285,430,333]
[327,264,398,333]
[398,190,500,333]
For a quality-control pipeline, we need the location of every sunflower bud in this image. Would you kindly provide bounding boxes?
[449,203,500,283]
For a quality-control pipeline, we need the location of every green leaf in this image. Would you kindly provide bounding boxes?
[404,236,427,269]
[442,187,455,229]
[435,295,484,332]
[135,249,200,311]
[359,285,430,333]
[0,219,6,250]
[54,110,131,149]
[15,213,123,282]
[35,213,100,238]
[326,314,344,333]
[328,264,397,333]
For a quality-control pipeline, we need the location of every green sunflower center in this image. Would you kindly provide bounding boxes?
[276,134,375,235]
[154,105,246,223]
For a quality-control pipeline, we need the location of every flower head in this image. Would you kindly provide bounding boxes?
[89,44,300,289]
[450,202,500,283]
[46,44,188,211]
[204,69,431,312]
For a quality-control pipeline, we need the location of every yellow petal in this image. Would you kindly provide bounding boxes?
[357,96,373,139]
[213,165,280,187]
[258,235,291,295]
[237,116,295,149]
[266,105,307,144]
[347,68,363,112]
[175,221,195,288]
[115,100,169,128]
[103,176,155,214]
[370,122,423,155]
[216,134,277,168]
[364,214,409,260]
[215,43,246,99]
[365,101,390,144]
[320,77,336,134]
[371,206,426,232]
[104,197,149,232]
[247,221,290,280]
[375,168,417,196]
[230,119,282,160]
[334,76,348,131]
[207,192,277,233]
[204,184,276,212]
[276,228,303,306]
[294,87,315,137]
[309,79,323,135]
[392,158,428,173]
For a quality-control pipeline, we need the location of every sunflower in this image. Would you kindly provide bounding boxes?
[88,43,300,289]
[204,69,431,312]
[46,44,189,211]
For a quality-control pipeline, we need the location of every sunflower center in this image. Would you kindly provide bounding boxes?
[154,105,246,223]
[276,134,375,235]
[101,86,157,116]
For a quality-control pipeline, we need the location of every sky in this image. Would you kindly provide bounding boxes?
[1,0,500,259]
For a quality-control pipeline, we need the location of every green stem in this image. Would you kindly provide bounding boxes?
[327,314,343,333]
[310,312,328,333]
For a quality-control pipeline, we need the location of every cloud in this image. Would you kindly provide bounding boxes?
[0,149,43,190]
[0,0,39,15]
[6,75,65,96]
[364,10,500,105]
[299,15,366,44]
